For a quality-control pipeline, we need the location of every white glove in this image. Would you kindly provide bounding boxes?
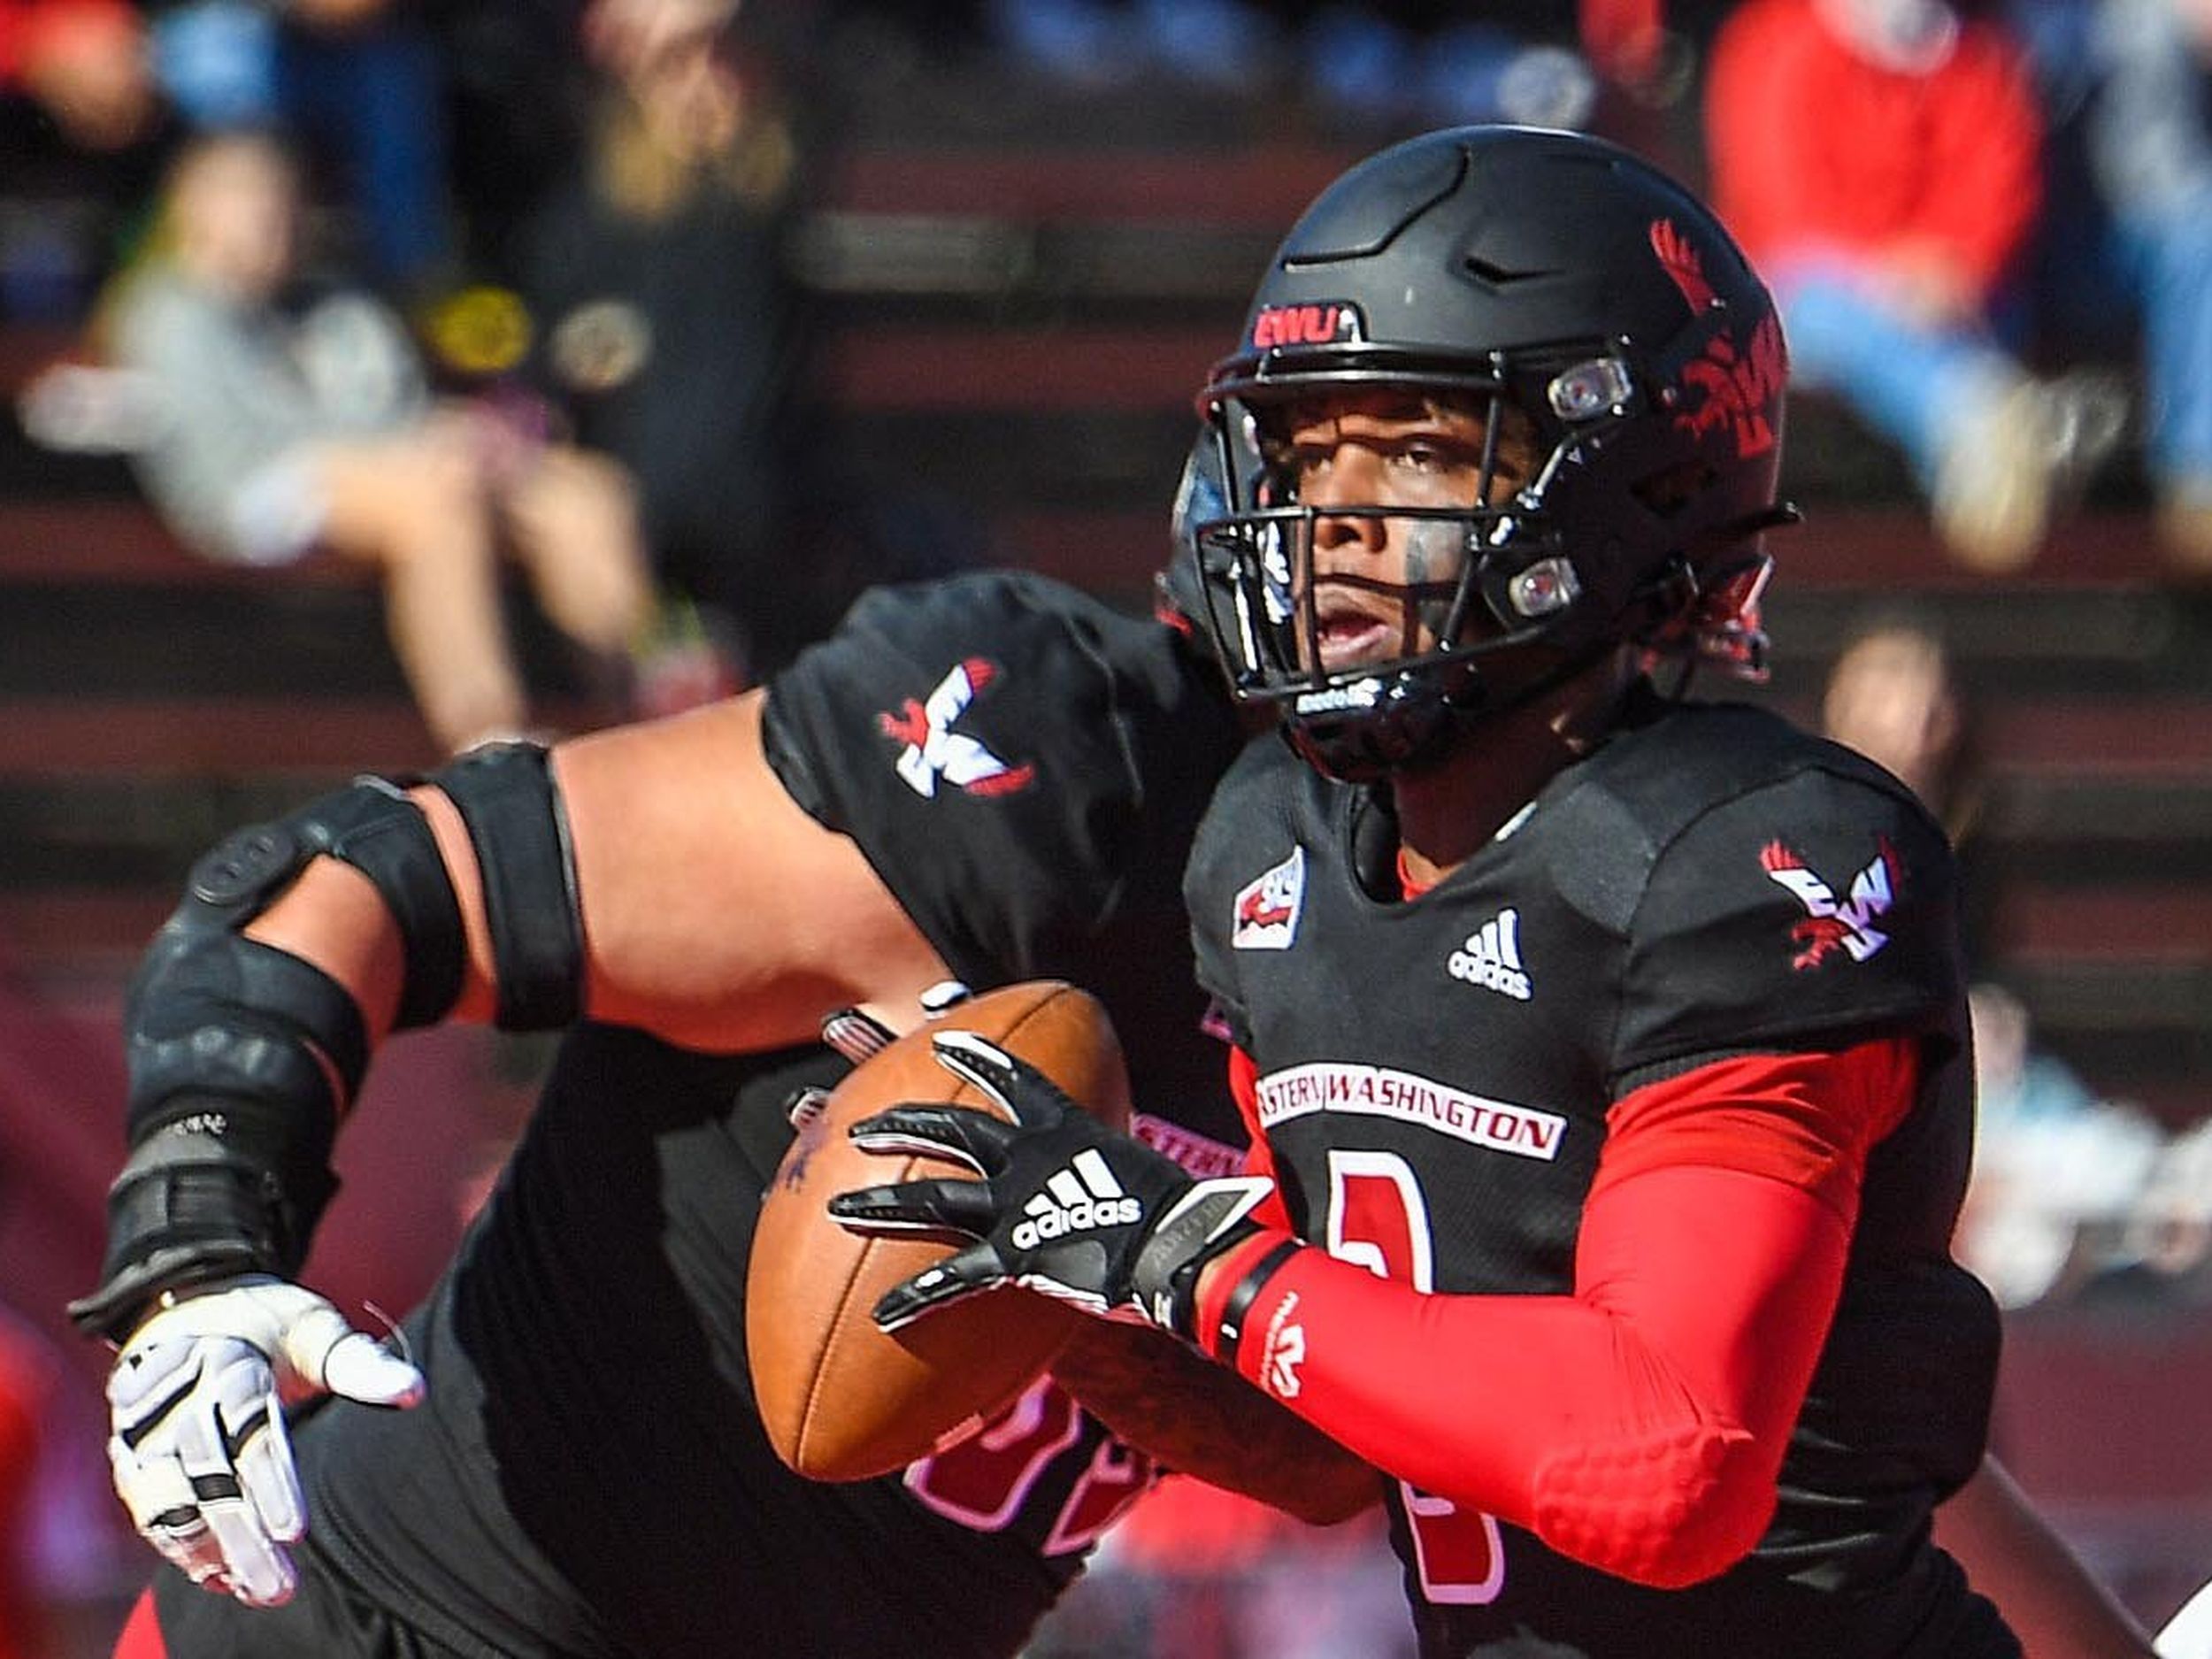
[104,1275,425,1607]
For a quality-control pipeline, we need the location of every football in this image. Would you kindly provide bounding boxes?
[748,979,1132,1482]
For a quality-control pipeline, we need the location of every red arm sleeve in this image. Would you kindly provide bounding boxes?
[1194,1037,1918,1587]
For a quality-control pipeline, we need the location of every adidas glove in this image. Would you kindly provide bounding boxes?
[104,1275,425,1607]
[828,1029,1272,1334]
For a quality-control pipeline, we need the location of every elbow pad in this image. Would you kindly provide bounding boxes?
[69,774,465,1340]
[1532,1419,1772,1588]
[429,741,583,1030]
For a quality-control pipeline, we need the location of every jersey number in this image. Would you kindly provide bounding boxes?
[904,1378,1155,1555]
[1329,1150,1506,1606]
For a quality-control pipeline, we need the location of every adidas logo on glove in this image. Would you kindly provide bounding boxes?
[1010,1149,1143,1249]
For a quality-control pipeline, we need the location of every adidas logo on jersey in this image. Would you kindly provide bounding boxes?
[1448,908,1532,1001]
[1010,1148,1142,1251]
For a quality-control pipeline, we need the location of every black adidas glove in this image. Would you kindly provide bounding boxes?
[827,1030,1272,1335]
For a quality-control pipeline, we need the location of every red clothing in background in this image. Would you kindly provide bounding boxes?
[1704,0,2044,304]
[0,1314,55,1659]
[0,0,134,89]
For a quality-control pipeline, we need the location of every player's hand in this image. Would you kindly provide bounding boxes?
[828,1030,1272,1333]
[103,1275,425,1607]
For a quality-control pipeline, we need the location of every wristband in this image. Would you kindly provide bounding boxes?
[1208,1236,1303,1370]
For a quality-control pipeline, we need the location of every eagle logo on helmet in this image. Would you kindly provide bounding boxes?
[1651,219,1785,462]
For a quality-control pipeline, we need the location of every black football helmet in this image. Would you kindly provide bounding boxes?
[1188,124,1794,781]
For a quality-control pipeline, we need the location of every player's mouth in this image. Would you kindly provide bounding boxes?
[1310,595,1401,672]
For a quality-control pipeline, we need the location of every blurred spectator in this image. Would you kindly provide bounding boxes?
[1818,613,1972,815]
[2077,1111,2212,1307]
[1960,979,2165,1307]
[1705,0,2124,572]
[98,128,656,752]
[983,0,1282,94]
[0,1,170,326]
[2008,0,2212,573]
[580,0,739,75]
[1818,613,2004,960]
[147,0,454,296]
[510,0,979,687]
[1813,616,2167,1309]
[981,0,1599,132]
[511,1,799,688]
[1298,6,1598,132]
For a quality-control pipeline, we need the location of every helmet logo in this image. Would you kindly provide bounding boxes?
[1677,312,1785,461]
[1249,302,1365,350]
[1649,218,1784,462]
[1651,219,1717,312]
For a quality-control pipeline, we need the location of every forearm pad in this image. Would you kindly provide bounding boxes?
[68,832,373,1341]
[66,1105,337,1341]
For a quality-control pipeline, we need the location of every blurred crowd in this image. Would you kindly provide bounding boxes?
[4,1,2212,1655]
[4,0,993,749]
[1819,613,2212,1319]
[8,0,2212,616]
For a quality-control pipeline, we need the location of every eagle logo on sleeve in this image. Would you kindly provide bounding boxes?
[878,658,1036,799]
[1760,838,1901,969]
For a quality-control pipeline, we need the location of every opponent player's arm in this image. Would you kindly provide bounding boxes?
[1936,1454,2158,1659]
[1050,1298,1382,1529]
[73,694,949,1342]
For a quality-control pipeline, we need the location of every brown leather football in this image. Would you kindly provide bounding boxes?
[747,979,1132,1482]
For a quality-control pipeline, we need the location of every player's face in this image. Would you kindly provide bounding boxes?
[1270,390,1532,675]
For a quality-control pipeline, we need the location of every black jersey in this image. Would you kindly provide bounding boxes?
[151,572,1250,1659]
[1186,691,2011,1659]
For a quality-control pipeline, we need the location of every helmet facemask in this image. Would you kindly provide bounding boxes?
[1188,371,1649,780]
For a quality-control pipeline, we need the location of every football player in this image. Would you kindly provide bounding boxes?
[71,485,1379,1657]
[828,125,2130,1657]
